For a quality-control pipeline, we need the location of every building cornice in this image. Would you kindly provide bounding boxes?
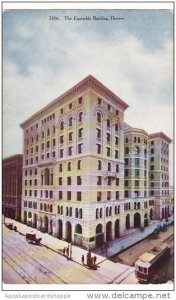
[149,132,172,144]
[20,75,129,129]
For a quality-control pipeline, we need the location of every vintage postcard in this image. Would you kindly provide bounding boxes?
[1,1,174,299]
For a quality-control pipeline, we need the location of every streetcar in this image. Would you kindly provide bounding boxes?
[135,243,170,283]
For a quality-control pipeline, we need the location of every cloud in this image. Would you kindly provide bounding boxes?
[3,10,173,182]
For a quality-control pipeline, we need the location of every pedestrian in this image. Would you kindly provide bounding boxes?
[87,251,91,267]
[91,257,94,267]
[82,254,84,264]
[93,255,97,266]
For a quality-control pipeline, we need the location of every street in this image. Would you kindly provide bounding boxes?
[3,221,138,285]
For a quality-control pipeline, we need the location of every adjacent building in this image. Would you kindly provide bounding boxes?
[19,75,173,249]
[2,154,23,221]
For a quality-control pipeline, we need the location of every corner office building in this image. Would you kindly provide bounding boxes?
[20,75,173,249]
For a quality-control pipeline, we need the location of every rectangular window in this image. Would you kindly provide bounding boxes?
[78,96,82,104]
[150,165,154,170]
[135,158,139,166]
[97,176,102,185]
[108,104,111,111]
[68,146,72,156]
[116,191,119,200]
[60,149,64,158]
[125,180,128,187]
[98,97,102,105]
[59,163,63,172]
[69,103,72,109]
[47,153,50,158]
[69,132,73,142]
[59,177,62,185]
[67,191,71,200]
[52,139,56,147]
[125,169,129,176]
[97,144,101,154]
[125,190,129,198]
[135,169,140,177]
[59,191,63,200]
[97,128,101,139]
[125,158,128,165]
[34,179,37,186]
[115,150,118,159]
[107,147,110,157]
[107,133,111,142]
[77,176,82,185]
[97,191,101,202]
[78,128,83,138]
[60,135,64,144]
[47,141,50,148]
[34,190,37,197]
[78,143,83,154]
[67,177,71,185]
[135,180,139,187]
[107,191,111,200]
[50,191,53,198]
[116,178,119,186]
[77,191,81,201]
[52,151,55,158]
[115,136,118,145]
[60,108,63,114]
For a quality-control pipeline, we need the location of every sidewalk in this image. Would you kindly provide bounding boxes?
[3,217,162,265]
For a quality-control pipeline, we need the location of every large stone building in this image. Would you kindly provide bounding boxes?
[2,154,23,221]
[20,75,173,249]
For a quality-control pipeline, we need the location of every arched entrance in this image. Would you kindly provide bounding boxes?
[150,208,153,220]
[44,216,49,233]
[66,221,72,242]
[115,219,120,238]
[58,219,63,239]
[23,211,27,224]
[33,213,37,228]
[144,213,148,227]
[75,224,82,234]
[106,221,112,241]
[134,212,141,228]
[95,224,104,247]
[126,214,130,229]
[74,224,83,246]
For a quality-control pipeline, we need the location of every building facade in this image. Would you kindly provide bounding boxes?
[20,75,173,249]
[2,154,23,221]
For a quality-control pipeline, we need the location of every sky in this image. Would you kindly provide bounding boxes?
[3,8,174,183]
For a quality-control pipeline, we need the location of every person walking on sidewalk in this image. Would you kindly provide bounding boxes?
[82,254,84,264]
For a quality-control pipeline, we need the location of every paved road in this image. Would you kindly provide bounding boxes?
[3,225,138,285]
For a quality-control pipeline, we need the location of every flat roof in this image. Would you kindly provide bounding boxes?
[149,132,172,143]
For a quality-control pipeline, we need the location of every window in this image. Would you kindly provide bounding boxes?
[135,180,139,187]
[34,179,37,186]
[108,162,111,172]
[59,191,63,200]
[97,191,101,202]
[60,121,64,131]
[116,178,119,186]
[116,191,119,200]
[78,96,82,104]
[125,190,129,198]
[107,147,111,157]
[135,169,140,177]
[151,148,154,154]
[50,191,53,199]
[60,108,63,114]
[78,143,83,154]
[151,140,154,145]
[97,128,101,139]
[59,177,62,185]
[116,164,119,172]
[135,158,139,166]
[69,117,73,127]
[77,160,81,170]
[108,104,111,111]
[150,157,154,162]
[125,137,128,143]
[107,191,111,200]
[77,176,82,185]
[125,169,129,176]
[97,176,102,185]
[67,191,71,200]
[47,128,50,136]
[78,112,83,123]
[45,168,50,185]
[115,150,119,159]
[69,132,73,142]
[107,133,111,142]
[98,97,102,105]
[52,151,55,158]
[138,137,140,143]
[68,146,72,156]
[125,180,128,187]
[125,158,128,165]
[78,128,83,138]
[60,149,64,158]
[59,163,63,172]
[107,177,111,186]
[115,136,118,145]
[150,165,154,170]
[77,191,81,201]
[69,103,72,110]
[125,147,129,154]
[115,123,119,132]
[68,162,71,171]
[60,135,64,144]
[97,144,101,154]
[98,160,102,170]
[97,112,102,123]
[107,118,111,128]
[47,141,50,148]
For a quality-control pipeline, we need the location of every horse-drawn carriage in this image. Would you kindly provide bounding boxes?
[25,233,42,245]
[5,223,17,231]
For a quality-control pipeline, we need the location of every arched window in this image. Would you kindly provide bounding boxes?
[118,205,120,214]
[109,207,112,216]
[115,123,119,132]
[47,128,50,136]
[97,112,102,123]
[28,212,32,218]
[75,208,78,218]
[60,121,64,130]
[75,224,82,234]
[44,203,47,211]
[61,206,63,215]
[79,209,82,219]
[58,205,60,214]
[137,202,141,209]
[66,207,69,216]
[69,117,73,127]
[50,204,53,213]
[134,137,137,143]
[107,118,111,128]
[98,160,102,170]
[78,112,83,123]
[106,207,109,217]
[108,162,111,172]
[96,208,99,219]
[100,208,103,218]
[69,207,72,217]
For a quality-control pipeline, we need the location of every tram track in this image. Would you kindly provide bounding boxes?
[3,236,67,284]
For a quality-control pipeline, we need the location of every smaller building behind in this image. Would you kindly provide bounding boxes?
[2,154,23,221]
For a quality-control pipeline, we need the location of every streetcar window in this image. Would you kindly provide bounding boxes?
[144,268,147,274]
